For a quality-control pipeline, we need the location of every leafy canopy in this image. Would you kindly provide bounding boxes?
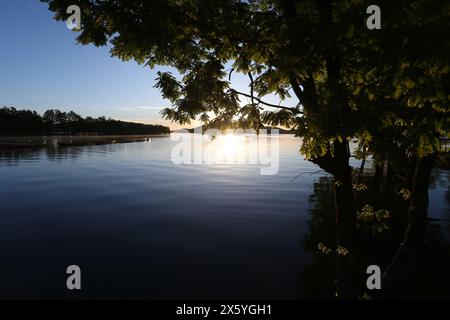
[42,0,449,160]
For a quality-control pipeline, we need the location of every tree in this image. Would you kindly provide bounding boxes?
[0,107,45,135]
[67,111,83,122]
[42,0,449,298]
[354,0,450,291]
[43,109,68,124]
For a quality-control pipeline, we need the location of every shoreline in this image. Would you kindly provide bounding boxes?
[0,134,169,149]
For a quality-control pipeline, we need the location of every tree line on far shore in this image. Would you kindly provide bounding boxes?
[0,107,170,135]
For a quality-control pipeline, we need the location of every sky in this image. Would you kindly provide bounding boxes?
[0,0,295,129]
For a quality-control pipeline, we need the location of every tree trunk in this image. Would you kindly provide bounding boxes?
[333,140,357,299]
[372,161,384,207]
[401,154,435,247]
[385,160,395,198]
[311,140,357,298]
[356,158,366,185]
[333,141,357,231]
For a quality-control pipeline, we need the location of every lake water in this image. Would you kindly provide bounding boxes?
[0,134,448,299]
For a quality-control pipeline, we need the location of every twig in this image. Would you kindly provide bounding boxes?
[228,89,300,112]
[289,169,326,183]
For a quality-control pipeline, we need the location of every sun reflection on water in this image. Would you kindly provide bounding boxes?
[207,133,248,164]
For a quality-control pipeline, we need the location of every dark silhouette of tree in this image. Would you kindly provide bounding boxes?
[0,107,170,135]
[67,111,83,122]
[43,109,68,124]
[0,107,46,134]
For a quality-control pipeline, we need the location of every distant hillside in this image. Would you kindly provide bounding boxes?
[0,107,170,135]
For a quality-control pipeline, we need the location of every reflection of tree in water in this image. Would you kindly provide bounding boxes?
[302,172,450,299]
[302,176,337,298]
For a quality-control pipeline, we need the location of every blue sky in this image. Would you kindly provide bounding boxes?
[0,0,295,129]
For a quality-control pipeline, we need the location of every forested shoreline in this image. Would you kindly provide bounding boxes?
[0,107,170,136]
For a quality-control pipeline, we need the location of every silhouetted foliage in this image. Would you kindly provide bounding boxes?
[0,107,47,134]
[0,107,170,135]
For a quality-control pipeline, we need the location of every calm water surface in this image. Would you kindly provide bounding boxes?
[0,135,448,299]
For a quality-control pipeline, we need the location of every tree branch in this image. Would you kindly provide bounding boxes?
[289,169,326,184]
[248,72,255,105]
[290,74,318,111]
[228,68,234,81]
[228,89,301,112]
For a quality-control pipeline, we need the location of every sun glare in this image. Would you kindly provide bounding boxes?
[208,133,247,164]
[222,134,239,156]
